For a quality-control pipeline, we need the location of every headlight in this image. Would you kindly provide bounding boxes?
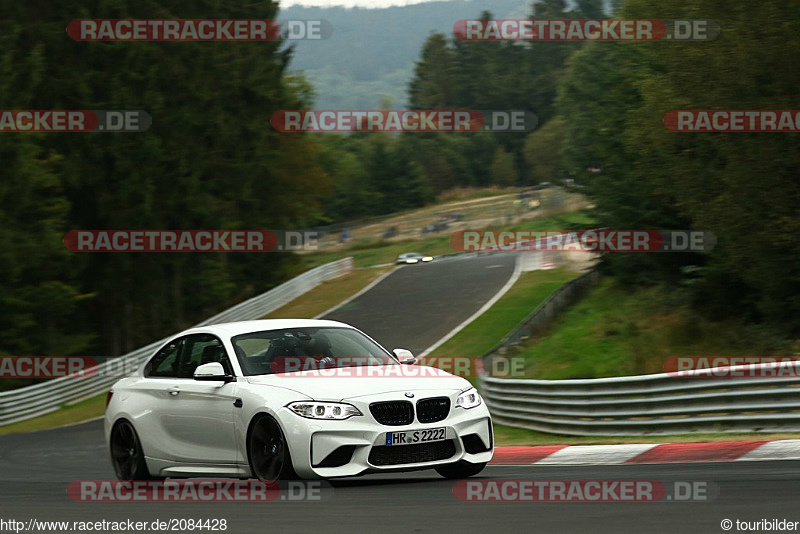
[455,388,482,409]
[422,256,433,262]
[287,401,362,420]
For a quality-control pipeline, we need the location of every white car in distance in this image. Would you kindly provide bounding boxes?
[105,319,493,481]
[396,252,434,264]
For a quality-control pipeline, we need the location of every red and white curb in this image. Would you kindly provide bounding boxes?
[489,440,800,466]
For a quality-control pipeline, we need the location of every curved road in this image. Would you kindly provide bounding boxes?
[323,253,518,355]
[2,253,798,533]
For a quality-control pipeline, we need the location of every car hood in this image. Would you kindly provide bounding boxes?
[245,365,471,401]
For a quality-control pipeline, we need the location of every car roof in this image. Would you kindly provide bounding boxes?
[180,319,353,338]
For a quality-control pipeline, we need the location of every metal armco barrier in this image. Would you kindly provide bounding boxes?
[478,269,800,436]
[0,257,353,426]
[479,367,800,436]
[484,269,601,354]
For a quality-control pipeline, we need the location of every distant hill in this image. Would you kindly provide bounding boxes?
[279,0,533,109]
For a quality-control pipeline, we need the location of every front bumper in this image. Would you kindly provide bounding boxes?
[277,393,493,479]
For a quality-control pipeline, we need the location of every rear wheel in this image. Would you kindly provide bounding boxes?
[247,415,298,481]
[110,420,157,480]
[435,460,487,479]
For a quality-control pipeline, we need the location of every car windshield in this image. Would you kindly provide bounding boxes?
[232,327,397,376]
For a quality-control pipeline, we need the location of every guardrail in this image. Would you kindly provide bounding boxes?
[478,269,800,436]
[479,366,800,436]
[483,269,601,357]
[0,257,354,426]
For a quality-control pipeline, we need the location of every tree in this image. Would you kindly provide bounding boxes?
[0,0,331,357]
[556,0,800,333]
[490,146,517,187]
[523,116,566,183]
[408,33,457,110]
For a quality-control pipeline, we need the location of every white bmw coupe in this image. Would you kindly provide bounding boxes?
[105,319,493,481]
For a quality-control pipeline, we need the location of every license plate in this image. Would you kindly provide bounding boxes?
[385,427,446,446]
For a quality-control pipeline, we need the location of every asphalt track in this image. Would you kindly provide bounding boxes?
[2,420,800,533]
[322,254,518,355]
[3,253,800,533]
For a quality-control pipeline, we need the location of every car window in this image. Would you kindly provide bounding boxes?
[232,327,396,376]
[237,337,272,357]
[177,334,232,378]
[144,338,183,378]
[327,330,380,358]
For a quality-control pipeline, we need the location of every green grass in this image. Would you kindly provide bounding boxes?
[517,278,792,380]
[0,393,106,436]
[262,267,392,319]
[428,268,582,360]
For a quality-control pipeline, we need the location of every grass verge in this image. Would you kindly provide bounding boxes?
[427,268,582,360]
[517,278,792,380]
[0,393,106,436]
[486,278,796,444]
[262,266,392,319]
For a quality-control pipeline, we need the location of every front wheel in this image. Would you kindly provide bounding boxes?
[435,460,487,479]
[247,415,298,481]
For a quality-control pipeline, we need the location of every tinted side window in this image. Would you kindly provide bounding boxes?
[145,339,183,378]
[178,334,232,378]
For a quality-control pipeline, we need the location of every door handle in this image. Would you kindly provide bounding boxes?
[167,386,181,396]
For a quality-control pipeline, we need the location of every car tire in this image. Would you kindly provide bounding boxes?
[247,414,299,481]
[110,420,160,480]
[434,460,487,479]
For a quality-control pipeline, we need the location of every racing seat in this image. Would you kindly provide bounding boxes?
[301,335,333,358]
